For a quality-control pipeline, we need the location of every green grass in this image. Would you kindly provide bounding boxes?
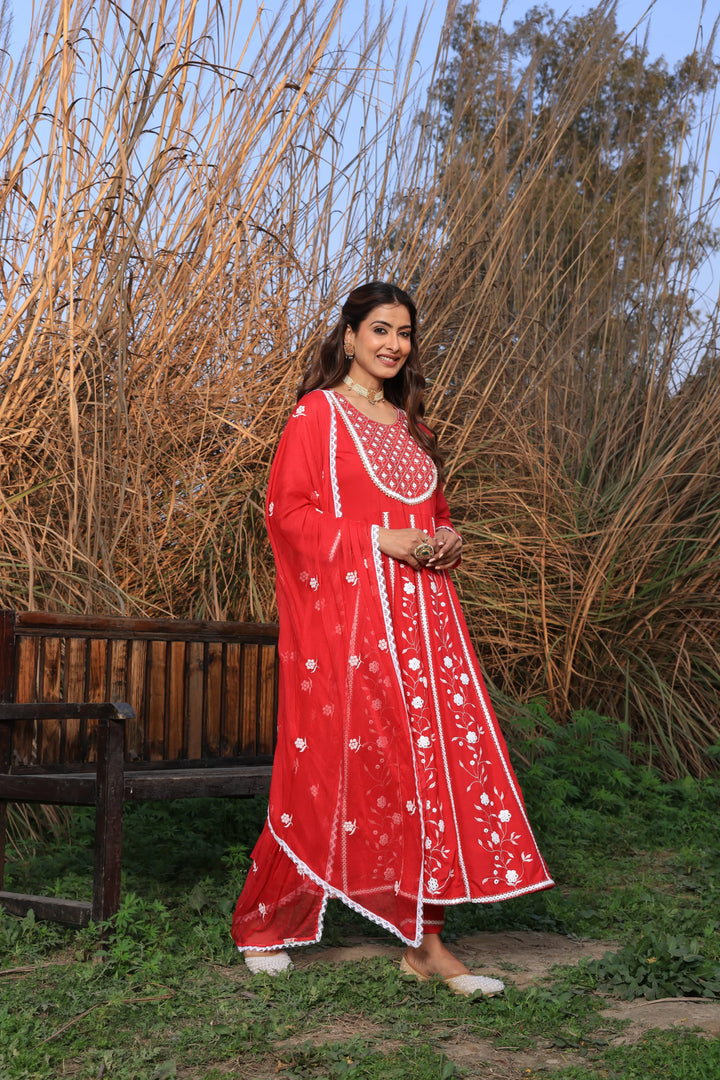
[2,712,719,1080]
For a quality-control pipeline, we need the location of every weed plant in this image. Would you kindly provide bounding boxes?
[2,712,719,1078]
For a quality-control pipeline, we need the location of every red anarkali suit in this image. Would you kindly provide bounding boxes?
[231,390,553,951]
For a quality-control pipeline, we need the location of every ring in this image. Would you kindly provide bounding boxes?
[414,541,435,561]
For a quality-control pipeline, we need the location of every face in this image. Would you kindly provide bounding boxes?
[345,303,412,387]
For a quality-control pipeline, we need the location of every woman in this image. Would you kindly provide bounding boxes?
[232,282,553,995]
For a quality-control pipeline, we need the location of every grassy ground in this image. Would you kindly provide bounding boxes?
[2,713,719,1079]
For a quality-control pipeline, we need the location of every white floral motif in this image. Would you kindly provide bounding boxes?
[406,801,416,814]
[259,902,268,918]
[467,731,478,744]
[305,658,317,672]
[403,582,415,595]
[322,704,333,716]
[309,577,319,591]
[499,809,512,822]
[310,784,319,797]
[295,737,307,752]
[378,639,388,651]
[268,503,274,516]
[443,656,453,668]
[343,819,357,835]
[348,738,361,751]
[506,869,519,885]
[346,571,358,585]
[453,693,464,705]
[480,793,490,806]
[281,813,293,827]
[294,405,306,417]
[411,695,424,709]
[491,831,500,845]
[348,654,361,667]
[408,658,421,671]
[417,735,431,748]
[460,673,470,685]
[301,679,312,691]
[427,877,439,893]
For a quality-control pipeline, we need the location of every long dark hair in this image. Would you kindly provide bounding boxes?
[298,281,444,477]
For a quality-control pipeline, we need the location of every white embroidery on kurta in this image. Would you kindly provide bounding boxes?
[328,392,437,504]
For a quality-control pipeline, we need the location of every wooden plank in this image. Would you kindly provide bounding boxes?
[39,638,62,764]
[223,643,242,756]
[123,764,273,800]
[147,640,167,760]
[12,637,39,765]
[64,638,86,763]
[204,642,222,757]
[0,611,15,701]
[125,639,147,762]
[85,639,108,763]
[166,641,186,760]
[0,892,92,926]
[186,641,204,761]
[16,611,279,645]
[239,644,258,756]
[258,644,277,755]
[0,773,97,803]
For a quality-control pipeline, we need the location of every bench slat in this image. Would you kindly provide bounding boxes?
[205,641,222,757]
[186,641,204,760]
[126,638,147,760]
[167,640,186,760]
[123,764,272,800]
[0,772,97,803]
[16,611,279,643]
[39,638,62,764]
[0,892,92,927]
[65,638,86,761]
[147,640,166,760]
[259,645,277,755]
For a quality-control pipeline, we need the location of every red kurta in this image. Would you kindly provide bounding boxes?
[232,390,553,951]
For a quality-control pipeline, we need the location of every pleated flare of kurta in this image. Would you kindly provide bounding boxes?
[231,390,553,951]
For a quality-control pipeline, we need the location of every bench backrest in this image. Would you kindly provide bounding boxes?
[0,611,279,768]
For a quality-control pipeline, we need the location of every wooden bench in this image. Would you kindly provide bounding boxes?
[0,610,279,926]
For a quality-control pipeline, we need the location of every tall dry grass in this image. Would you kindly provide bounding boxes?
[0,0,718,774]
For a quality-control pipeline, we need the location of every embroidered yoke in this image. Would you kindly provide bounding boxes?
[231,390,553,951]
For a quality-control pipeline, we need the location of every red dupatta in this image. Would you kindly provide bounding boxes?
[263,392,426,944]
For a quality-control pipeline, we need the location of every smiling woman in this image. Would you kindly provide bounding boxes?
[231,282,554,994]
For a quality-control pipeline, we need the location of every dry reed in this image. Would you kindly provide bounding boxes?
[0,0,718,775]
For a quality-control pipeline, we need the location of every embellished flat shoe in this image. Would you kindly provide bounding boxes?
[244,949,293,975]
[400,952,504,997]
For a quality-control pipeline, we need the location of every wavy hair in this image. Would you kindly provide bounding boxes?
[298,281,444,478]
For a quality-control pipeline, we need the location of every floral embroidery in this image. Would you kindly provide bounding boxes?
[305,658,317,671]
[293,405,306,417]
[343,820,357,835]
[295,737,307,752]
[378,638,388,651]
[346,571,358,584]
[281,813,293,827]
[309,577,319,591]
[348,654,361,667]
[268,502,274,516]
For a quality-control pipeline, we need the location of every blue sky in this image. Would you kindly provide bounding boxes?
[6,1,718,308]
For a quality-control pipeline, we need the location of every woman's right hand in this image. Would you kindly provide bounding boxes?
[377,527,437,570]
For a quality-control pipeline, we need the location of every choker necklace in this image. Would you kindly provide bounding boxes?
[343,373,384,404]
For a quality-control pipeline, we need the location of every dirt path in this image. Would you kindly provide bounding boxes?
[285,932,720,1078]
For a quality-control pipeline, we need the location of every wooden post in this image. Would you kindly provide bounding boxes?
[92,713,126,923]
[0,611,16,890]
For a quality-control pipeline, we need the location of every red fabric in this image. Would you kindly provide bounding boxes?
[232,391,553,952]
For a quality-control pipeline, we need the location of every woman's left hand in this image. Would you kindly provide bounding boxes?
[427,527,462,570]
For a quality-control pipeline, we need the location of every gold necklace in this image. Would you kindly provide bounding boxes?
[343,373,384,404]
